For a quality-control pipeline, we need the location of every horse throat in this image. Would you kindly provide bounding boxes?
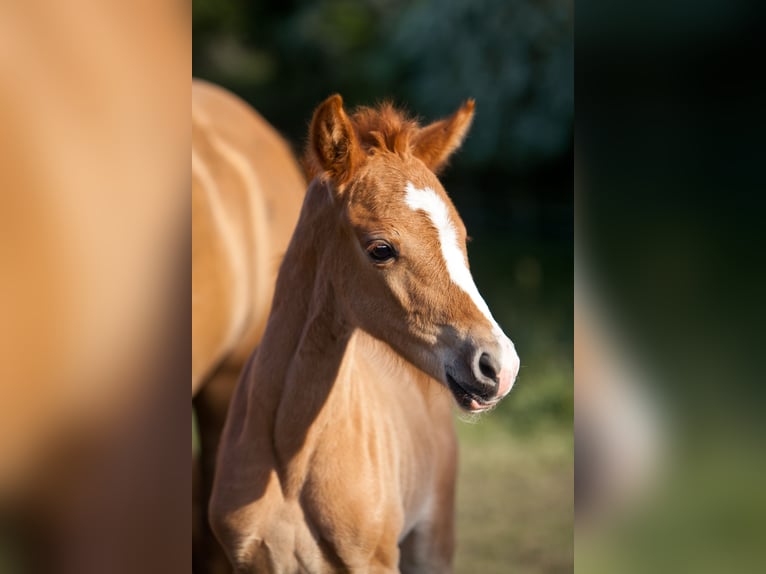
[246,180,356,490]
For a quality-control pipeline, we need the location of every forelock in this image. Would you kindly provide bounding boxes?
[304,101,422,179]
[351,102,420,156]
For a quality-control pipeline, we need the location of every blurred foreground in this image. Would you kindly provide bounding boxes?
[0,2,189,573]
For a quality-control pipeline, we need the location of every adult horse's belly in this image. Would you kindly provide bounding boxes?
[191,80,305,394]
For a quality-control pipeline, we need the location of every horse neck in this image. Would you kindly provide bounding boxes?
[243,180,357,485]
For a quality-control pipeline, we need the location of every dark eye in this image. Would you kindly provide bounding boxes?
[367,241,396,264]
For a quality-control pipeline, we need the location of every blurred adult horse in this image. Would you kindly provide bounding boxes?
[192,80,305,572]
[211,95,520,572]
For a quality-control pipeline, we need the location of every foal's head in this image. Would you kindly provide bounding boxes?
[306,95,520,412]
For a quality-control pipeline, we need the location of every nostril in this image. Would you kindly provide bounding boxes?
[478,352,499,383]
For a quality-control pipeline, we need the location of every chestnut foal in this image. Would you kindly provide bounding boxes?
[210,95,520,573]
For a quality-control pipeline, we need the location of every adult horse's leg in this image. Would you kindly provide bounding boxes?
[193,367,239,574]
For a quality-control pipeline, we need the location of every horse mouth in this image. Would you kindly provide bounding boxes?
[445,372,498,413]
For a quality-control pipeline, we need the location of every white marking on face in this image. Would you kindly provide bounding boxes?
[404,181,520,394]
[404,182,494,322]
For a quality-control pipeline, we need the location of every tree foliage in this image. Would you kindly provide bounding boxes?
[193,0,572,175]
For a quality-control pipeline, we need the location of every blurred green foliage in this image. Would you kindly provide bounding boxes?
[193,0,572,174]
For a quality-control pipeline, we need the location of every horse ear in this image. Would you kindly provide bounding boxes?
[309,94,362,185]
[412,99,475,173]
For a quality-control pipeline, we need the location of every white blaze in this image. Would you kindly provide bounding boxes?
[404,181,519,392]
[404,181,494,324]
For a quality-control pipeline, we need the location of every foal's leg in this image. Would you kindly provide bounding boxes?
[399,470,457,573]
[193,366,239,574]
[399,515,455,574]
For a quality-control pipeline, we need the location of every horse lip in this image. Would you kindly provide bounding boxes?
[445,371,497,412]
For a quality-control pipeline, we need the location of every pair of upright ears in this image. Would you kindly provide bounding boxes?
[309,94,475,184]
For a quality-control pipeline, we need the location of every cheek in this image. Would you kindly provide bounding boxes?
[391,265,453,324]
[375,270,411,316]
[344,262,401,320]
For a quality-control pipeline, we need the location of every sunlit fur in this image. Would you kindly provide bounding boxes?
[211,94,517,573]
[192,80,305,394]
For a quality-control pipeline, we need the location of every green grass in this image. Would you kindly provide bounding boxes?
[454,419,573,574]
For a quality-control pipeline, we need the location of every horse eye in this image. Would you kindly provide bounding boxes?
[367,241,396,263]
